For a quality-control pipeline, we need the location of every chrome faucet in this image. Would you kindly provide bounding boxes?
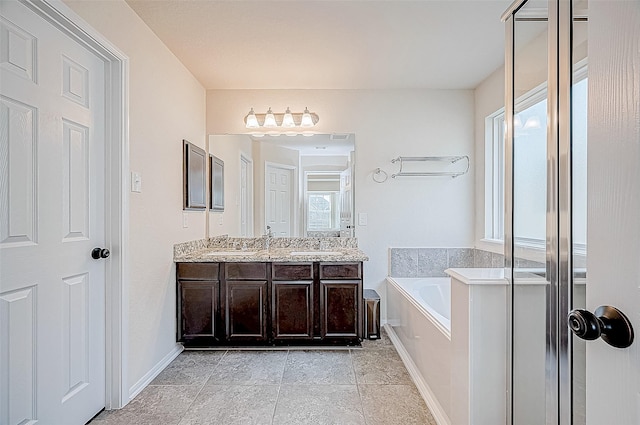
[264,226,273,250]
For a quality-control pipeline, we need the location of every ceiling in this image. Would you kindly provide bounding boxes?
[125,0,511,90]
[255,133,354,156]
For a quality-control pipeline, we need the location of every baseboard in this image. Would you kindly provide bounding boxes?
[128,344,183,401]
[384,324,451,425]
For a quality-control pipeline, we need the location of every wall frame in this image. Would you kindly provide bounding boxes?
[183,139,207,210]
[210,154,224,211]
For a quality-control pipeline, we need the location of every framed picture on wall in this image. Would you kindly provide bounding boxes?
[183,140,207,210]
[210,154,224,211]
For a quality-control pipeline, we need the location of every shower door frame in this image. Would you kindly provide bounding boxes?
[502,0,575,424]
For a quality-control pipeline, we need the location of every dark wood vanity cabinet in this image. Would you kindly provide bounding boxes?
[223,263,269,342]
[319,263,363,339]
[177,261,362,346]
[177,263,220,344]
[272,264,314,340]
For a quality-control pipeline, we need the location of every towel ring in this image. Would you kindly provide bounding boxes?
[373,168,388,183]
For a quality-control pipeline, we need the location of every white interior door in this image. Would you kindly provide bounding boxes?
[585,1,639,423]
[240,154,252,237]
[339,166,353,237]
[265,163,293,237]
[0,1,106,423]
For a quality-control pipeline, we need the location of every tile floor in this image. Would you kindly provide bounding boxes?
[89,330,437,425]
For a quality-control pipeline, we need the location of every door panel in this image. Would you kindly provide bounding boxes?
[0,1,106,423]
[272,281,313,339]
[226,281,268,341]
[320,280,359,338]
[586,2,639,423]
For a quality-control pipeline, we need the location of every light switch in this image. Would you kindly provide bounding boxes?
[182,213,188,228]
[131,171,142,193]
[358,212,368,226]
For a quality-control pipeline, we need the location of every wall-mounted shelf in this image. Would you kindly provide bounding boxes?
[390,155,469,178]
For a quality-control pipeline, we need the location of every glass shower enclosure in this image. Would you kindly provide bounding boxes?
[503,0,588,423]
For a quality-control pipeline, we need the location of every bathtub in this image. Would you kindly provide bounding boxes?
[386,277,451,338]
[386,271,509,425]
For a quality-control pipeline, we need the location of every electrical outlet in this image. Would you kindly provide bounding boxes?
[182,213,188,228]
[358,212,368,226]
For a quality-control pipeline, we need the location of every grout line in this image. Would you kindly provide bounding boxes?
[270,349,289,425]
[175,350,228,425]
[350,348,368,425]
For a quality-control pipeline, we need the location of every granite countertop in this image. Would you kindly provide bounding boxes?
[175,247,369,263]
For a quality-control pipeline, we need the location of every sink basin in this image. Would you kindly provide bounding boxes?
[206,251,257,256]
[290,251,342,256]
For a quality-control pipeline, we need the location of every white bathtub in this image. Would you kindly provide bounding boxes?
[386,277,451,337]
[386,271,509,425]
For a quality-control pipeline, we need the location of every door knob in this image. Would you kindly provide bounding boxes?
[91,247,110,259]
[568,305,634,348]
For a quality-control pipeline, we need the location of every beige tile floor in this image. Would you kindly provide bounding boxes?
[89,330,436,425]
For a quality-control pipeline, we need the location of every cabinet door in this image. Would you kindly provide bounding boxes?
[225,280,268,341]
[272,281,313,339]
[178,280,218,340]
[320,280,361,338]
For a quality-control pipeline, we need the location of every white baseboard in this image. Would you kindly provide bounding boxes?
[128,344,183,401]
[384,324,451,425]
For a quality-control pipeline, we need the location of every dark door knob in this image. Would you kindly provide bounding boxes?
[568,305,634,348]
[91,247,110,259]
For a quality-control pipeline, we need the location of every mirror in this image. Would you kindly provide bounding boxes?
[207,133,355,238]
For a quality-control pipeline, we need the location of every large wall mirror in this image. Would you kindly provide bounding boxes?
[207,133,355,238]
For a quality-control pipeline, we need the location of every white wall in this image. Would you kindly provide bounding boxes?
[64,0,206,397]
[206,89,475,318]
[474,66,504,253]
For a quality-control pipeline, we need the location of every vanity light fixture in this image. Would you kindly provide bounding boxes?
[245,108,259,129]
[243,107,320,132]
[263,107,277,128]
[300,107,314,128]
[282,107,295,128]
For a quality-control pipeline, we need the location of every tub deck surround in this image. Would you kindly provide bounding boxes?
[444,267,508,285]
[386,268,509,425]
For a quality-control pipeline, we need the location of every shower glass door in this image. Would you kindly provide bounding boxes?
[505,0,588,424]
[509,2,550,424]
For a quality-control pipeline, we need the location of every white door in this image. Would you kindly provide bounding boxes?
[585,1,639,423]
[240,154,252,237]
[0,1,106,424]
[265,163,293,236]
[339,166,353,237]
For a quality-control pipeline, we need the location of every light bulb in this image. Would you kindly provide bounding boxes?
[513,114,523,128]
[263,108,277,128]
[300,107,314,128]
[282,107,295,128]
[245,108,259,129]
[524,116,541,129]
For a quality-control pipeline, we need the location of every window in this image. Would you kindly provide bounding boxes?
[485,72,587,248]
[307,192,340,231]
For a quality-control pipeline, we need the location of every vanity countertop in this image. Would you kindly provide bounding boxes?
[175,247,369,263]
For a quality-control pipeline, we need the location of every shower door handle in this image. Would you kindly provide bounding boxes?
[568,305,634,348]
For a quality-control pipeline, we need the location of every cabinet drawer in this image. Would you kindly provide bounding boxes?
[225,262,268,280]
[272,263,313,280]
[319,262,361,279]
[177,262,220,280]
